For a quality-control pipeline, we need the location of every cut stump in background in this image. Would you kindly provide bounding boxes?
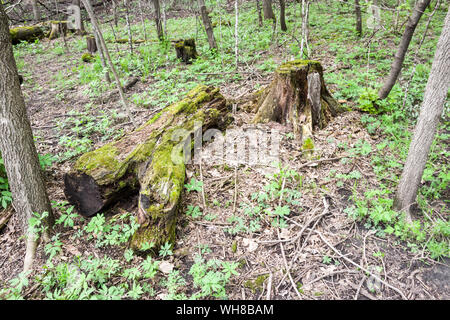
[253,60,345,144]
[174,39,198,64]
[86,35,97,53]
[64,85,230,252]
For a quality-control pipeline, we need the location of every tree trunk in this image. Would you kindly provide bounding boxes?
[355,0,362,36]
[112,0,119,27]
[71,0,85,34]
[0,4,53,271]
[256,0,263,27]
[152,0,164,40]
[262,0,275,21]
[81,0,133,124]
[124,0,134,55]
[32,0,41,23]
[279,0,287,31]
[253,60,344,143]
[378,0,431,99]
[198,0,217,50]
[64,85,230,252]
[394,7,450,222]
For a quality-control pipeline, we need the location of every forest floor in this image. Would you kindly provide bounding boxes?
[0,1,448,300]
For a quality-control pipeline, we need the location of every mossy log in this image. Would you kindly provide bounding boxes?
[175,39,198,64]
[9,26,44,45]
[253,60,345,141]
[115,38,146,44]
[64,85,230,251]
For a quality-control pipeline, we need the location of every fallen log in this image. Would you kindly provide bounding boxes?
[9,26,44,44]
[253,60,346,143]
[64,85,230,251]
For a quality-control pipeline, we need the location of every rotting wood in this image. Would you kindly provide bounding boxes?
[253,60,345,145]
[64,85,231,252]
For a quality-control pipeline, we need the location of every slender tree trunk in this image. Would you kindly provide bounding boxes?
[355,0,362,36]
[378,0,431,99]
[262,0,275,21]
[394,7,450,222]
[256,0,263,27]
[124,0,134,55]
[235,0,239,68]
[81,0,135,126]
[198,0,217,50]
[152,0,164,40]
[279,0,287,31]
[112,0,119,27]
[31,0,41,22]
[138,0,148,41]
[93,30,111,83]
[0,4,53,272]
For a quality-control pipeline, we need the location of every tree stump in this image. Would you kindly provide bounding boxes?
[9,26,44,45]
[86,35,97,53]
[175,39,198,64]
[253,60,344,142]
[48,21,68,40]
[64,85,230,252]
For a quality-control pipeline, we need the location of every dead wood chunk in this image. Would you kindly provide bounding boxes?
[64,85,231,252]
[253,60,345,141]
[174,39,198,64]
[9,26,44,45]
[48,21,68,40]
[86,35,97,54]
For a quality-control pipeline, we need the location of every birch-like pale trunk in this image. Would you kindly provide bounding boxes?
[394,7,450,222]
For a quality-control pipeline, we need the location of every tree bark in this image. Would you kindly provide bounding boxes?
[355,0,362,36]
[152,0,164,40]
[279,0,287,31]
[198,0,217,50]
[32,0,41,23]
[0,4,53,271]
[378,0,431,99]
[72,0,85,34]
[124,0,134,55]
[256,0,263,27]
[64,85,230,252]
[262,0,275,21]
[394,7,450,222]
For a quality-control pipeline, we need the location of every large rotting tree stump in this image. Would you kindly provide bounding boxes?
[64,85,230,252]
[253,60,345,141]
[175,39,198,64]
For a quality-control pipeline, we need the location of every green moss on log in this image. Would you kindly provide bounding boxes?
[9,26,44,45]
[65,85,230,253]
